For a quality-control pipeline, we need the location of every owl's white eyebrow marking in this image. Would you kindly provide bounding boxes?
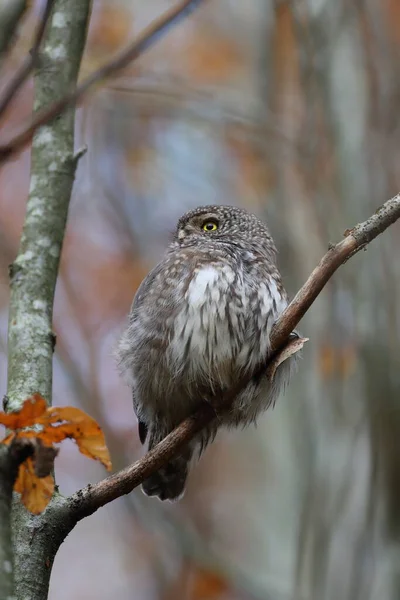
[187,266,219,306]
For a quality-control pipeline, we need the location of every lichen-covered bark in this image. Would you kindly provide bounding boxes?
[7,0,90,411]
[6,1,91,599]
[0,440,36,600]
[0,446,17,600]
[11,494,72,600]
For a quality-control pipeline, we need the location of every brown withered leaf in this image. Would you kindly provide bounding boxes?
[6,437,57,513]
[0,396,112,514]
[39,422,111,471]
[266,336,308,382]
[0,399,112,471]
[0,393,46,429]
[14,457,54,515]
[38,406,112,471]
[38,405,99,425]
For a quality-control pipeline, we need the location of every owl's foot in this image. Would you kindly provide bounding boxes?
[141,455,190,501]
[201,395,225,423]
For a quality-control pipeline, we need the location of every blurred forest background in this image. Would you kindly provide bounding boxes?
[1,0,400,599]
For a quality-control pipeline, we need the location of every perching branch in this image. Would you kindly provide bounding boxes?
[0,0,205,161]
[57,193,400,524]
[0,0,54,119]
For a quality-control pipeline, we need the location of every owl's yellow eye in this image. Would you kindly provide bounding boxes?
[202,221,218,232]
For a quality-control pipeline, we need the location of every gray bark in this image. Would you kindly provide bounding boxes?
[0,446,18,600]
[6,1,90,598]
[7,0,90,410]
[0,440,35,600]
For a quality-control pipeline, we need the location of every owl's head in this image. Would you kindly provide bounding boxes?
[174,205,277,256]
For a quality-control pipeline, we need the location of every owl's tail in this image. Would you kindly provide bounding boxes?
[141,432,195,501]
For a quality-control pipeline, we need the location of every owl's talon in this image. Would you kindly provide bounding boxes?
[201,396,223,422]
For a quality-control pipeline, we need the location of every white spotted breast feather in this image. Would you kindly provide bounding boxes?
[116,246,288,410]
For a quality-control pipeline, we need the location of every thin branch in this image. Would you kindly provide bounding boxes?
[0,0,205,161]
[61,193,400,524]
[0,0,54,118]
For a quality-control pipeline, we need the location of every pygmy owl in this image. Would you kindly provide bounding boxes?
[116,205,296,501]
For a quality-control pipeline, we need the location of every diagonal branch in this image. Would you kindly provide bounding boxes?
[0,0,205,161]
[0,0,54,119]
[60,193,400,524]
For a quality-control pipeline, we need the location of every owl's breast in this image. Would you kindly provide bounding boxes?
[166,262,284,386]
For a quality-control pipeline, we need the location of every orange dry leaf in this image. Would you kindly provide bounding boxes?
[14,458,54,515]
[0,395,112,514]
[38,406,112,470]
[0,393,46,429]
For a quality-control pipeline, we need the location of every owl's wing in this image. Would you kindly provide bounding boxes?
[129,260,166,322]
[126,256,192,443]
[129,251,195,323]
[123,265,167,438]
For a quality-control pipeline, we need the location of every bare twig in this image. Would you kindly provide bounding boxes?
[61,193,400,523]
[271,193,400,341]
[0,0,54,118]
[0,0,205,161]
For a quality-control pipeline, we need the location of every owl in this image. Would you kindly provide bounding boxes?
[116,205,296,501]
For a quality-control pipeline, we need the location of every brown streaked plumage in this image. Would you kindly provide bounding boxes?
[116,205,297,501]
